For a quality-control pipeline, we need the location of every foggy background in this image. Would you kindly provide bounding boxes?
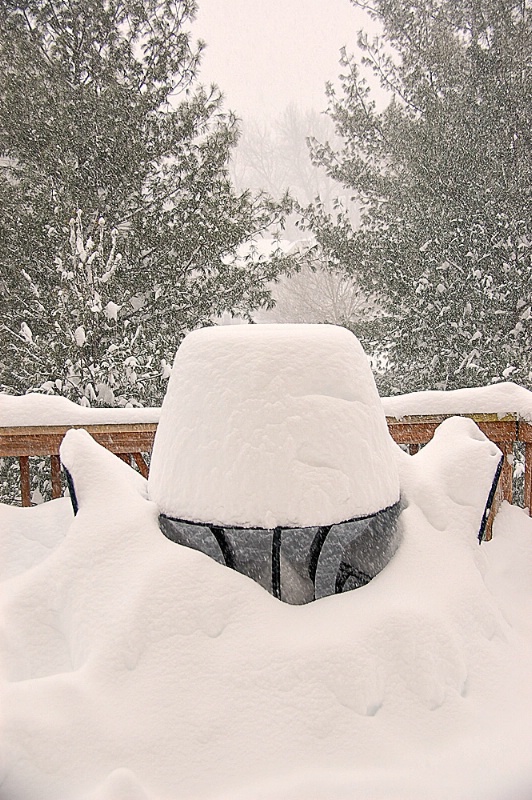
[193,0,377,224]
[193,0,362,120]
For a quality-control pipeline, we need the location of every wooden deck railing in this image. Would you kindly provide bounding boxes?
[1,414,531,514]
[0,423,157,506]
[387,413,532,513]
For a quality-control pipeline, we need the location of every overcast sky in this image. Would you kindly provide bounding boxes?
[193,0,374,122]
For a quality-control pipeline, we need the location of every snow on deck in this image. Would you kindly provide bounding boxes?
[381,381,532,421]
[0,392,161,427]
[1,427,531,800]
[1,324,530,799]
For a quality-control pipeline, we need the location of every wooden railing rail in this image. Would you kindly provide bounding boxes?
[385,413,527,509]
[1,414,531,513]
[0,423,157,506]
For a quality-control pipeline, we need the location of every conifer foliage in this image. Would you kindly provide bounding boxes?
[0,0,288,405]
[306,0,532,393]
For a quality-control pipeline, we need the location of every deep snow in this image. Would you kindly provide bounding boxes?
[1,424,531,800]
[1,325,532,799]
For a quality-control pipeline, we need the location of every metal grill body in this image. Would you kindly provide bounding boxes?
[159,502,402,604]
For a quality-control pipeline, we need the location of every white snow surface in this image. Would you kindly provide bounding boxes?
[0,392,160,427]
[1,422,531,800]
[382,381,532,421]
[148,324,400,527]
[3,367,531,434]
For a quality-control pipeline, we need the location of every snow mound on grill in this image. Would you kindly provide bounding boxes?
[148,324,400,527]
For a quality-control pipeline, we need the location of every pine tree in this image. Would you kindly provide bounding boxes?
[0,0,289,405]
[305,0,532,393]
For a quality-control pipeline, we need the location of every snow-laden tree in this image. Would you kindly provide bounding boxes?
[0,0,290,405]
[6,212,170,406]
[304,0,532,394]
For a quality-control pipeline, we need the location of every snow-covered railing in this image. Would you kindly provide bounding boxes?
[0,394,160,506]
[382,383,532,513]
[381,382,532,516]
[387,413,527,507]
[1,385,532,513]
[0,422,157,505]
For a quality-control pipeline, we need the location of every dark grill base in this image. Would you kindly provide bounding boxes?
[159,502,402,604]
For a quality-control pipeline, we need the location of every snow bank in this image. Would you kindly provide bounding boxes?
[0,393,160,427]
[1,428,531,800]
[148,324,400,527]
[0,498,73,581]
[382,381,532,421]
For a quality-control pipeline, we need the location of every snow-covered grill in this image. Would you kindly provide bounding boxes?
[149,324,402,603]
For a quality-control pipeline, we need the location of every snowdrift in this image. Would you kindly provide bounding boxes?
[2,424,532,799]
[1,325,532,798]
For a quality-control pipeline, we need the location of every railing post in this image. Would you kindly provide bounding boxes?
[51,454,62,499]
[519,422,532,515]
[19,455,31,506]
[498,442,513,505]
[524,443,532,514]
[132,452,149,478]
